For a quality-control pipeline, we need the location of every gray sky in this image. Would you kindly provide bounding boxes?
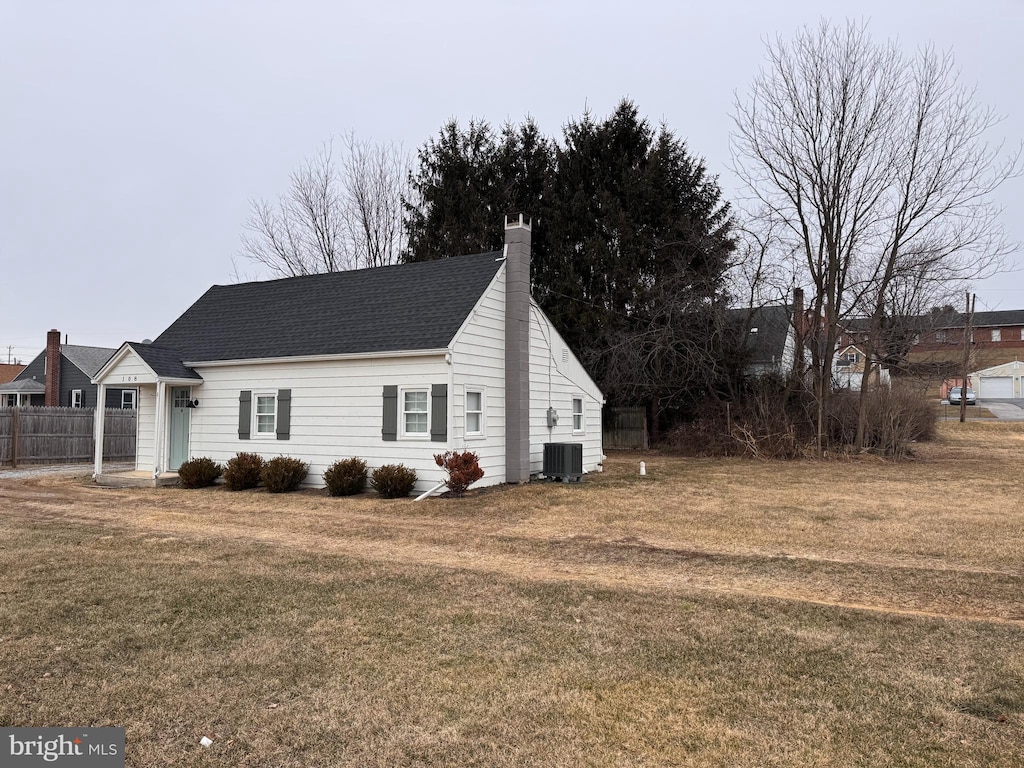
[2,0,1021,363]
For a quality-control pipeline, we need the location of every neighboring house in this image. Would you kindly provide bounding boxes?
[0,331,137,408]
[92,215,604,490]
[840,309,1024,373]
[0,363,26,384]
[968,360,1024,400]
[738,303,799,377]
[833,344,891,390]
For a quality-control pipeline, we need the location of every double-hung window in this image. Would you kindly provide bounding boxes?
[254,393,277,437]
[121,389,137,410]
[572,397,585,433]
[466,390,484,437]
[402,389,429,437]
[70,390,83,408]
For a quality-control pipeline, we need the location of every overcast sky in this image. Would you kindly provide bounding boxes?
[2,0,1021,363]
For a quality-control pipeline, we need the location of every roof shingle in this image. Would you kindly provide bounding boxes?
[154,251,504,362]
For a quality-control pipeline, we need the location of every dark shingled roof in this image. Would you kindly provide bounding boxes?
[127,343,202,380]
[0,378,45,394]
[154,251,505,362]
[61,345,117,378]
[730,305,794,364]
[843,309,1024,333]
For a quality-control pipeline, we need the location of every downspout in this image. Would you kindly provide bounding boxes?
[446,348,456,448]
[414,481,448,502]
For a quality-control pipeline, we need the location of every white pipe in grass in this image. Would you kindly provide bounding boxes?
[414,481,448,502]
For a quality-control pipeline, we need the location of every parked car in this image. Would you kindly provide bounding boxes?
[948,387,977,405]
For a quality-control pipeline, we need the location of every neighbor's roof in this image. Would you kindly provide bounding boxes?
[731,304,794,364]
[61,345,117,377]
[0,363,25,384]
[154,251,505,362]
[0,378,45,394]
[843,308,1024,333]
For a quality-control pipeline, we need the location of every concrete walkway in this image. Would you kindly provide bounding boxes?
[0,462,133,481]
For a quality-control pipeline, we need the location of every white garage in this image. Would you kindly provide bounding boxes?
[970,361,1024,400]
[980,376,1014,399]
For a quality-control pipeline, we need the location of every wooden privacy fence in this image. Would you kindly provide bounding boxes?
[602,406,649,449]
[0,407,137,467]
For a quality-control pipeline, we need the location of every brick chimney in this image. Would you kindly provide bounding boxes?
[45,329,61,406]
[504,213,531,484]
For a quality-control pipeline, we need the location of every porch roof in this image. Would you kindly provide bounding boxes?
[0,379,46,394]
[129,343,202,380]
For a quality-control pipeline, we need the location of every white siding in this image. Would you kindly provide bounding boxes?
[101,350,157,385]
[136,385,156,472]
[450,265,604,482]
[187,355,451,491]
[451,268,508,485]
[528,305,604,475]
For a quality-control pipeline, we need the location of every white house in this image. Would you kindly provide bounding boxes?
[92,215,604,491]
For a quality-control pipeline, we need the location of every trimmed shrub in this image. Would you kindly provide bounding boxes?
[177,456,223,489]
[323,457,368,497]
[261,456,309,493]
[224,452,265,491]
[434,450,484,497]
[371,464,417,499]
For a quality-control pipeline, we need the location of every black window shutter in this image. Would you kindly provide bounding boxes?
[238,390,251,439]
[276,389,291,440]
[430,383,447,442]
[382,385,397,441]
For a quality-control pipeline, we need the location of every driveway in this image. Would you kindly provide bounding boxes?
[980,401,1024,421]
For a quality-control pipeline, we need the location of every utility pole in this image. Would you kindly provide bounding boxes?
[960,292,975,424]
[5,345,10,364]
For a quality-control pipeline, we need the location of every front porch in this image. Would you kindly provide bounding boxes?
[92,341,204,482]
[95,470,180,488]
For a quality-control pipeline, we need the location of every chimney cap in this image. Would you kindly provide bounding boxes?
[504,213,531,230]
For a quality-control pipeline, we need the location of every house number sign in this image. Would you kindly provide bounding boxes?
[121,376,139,382]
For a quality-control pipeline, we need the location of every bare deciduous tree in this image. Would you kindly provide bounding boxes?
[732,19,1020,453]
[240,133,411,278]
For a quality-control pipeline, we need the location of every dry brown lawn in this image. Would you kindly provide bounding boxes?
[1,421,1022,766]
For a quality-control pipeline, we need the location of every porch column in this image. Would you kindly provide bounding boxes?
[93,383,107,478]
[154,381,166,476]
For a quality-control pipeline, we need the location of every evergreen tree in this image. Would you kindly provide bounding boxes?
[540,101,735,435]
[403,118,553,261]
[403,100,736,435]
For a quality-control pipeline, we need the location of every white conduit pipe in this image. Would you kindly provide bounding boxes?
[414,481,448,502]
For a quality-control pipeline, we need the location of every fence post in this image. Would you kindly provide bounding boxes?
[11,406,19,469]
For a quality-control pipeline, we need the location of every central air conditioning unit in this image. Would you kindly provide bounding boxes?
[542,442,583,483]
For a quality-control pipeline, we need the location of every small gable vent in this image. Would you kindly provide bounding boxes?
[562,348,569,363]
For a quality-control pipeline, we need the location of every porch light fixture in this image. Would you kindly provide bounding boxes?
[185,399,199,409]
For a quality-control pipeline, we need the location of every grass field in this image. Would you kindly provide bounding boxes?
[1,422,1022,766]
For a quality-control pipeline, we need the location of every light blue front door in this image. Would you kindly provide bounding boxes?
[169,387,191,471]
